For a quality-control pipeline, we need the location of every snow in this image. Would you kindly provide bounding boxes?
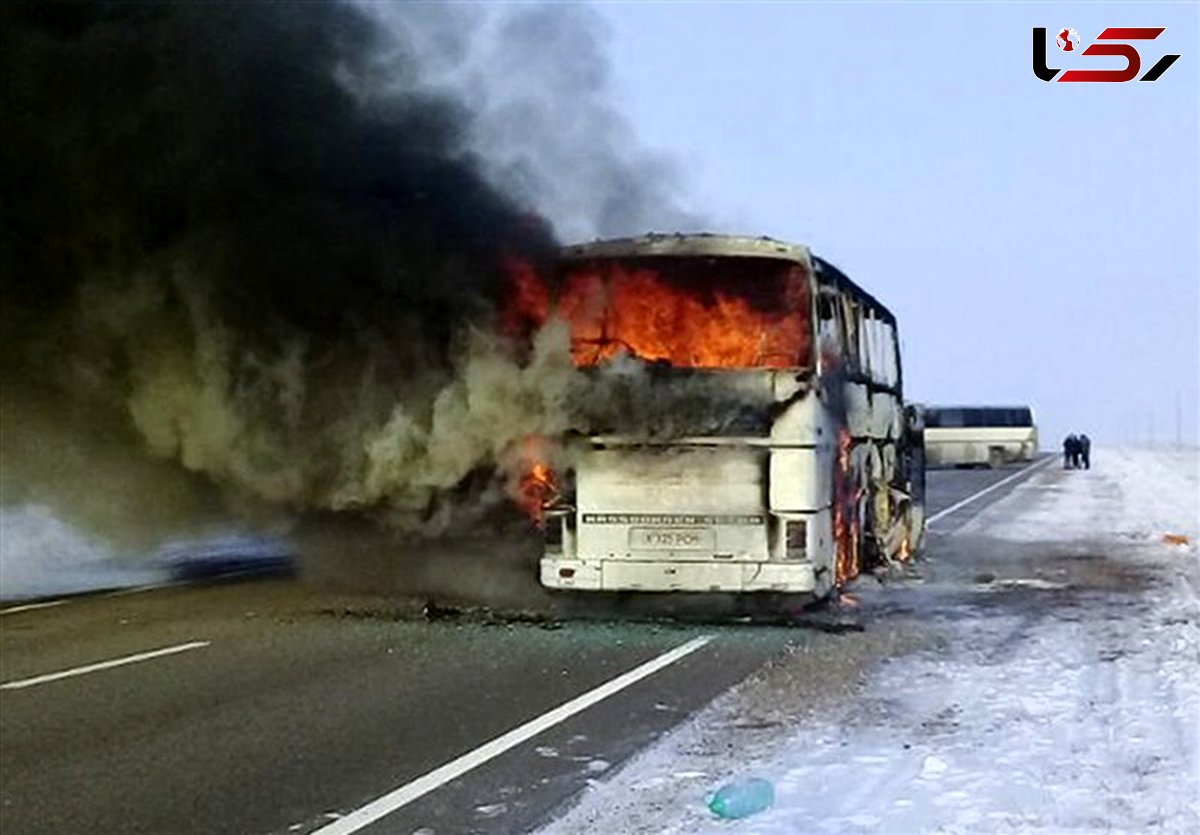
[967,447,1199,547]
[0,505,168,600]
[540,447,1200,834]
[0,504,290,601]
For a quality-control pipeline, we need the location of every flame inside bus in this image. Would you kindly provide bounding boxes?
[505,256,813,370]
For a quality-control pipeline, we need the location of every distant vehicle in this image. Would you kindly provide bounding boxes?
[507,233,926,601]
[922,405,1038,468]
[158,535,295,582]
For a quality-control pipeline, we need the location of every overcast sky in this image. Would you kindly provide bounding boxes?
[592,1,1198,446]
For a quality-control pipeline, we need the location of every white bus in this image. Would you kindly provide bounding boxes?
[509,234,925,601]
[922,406,1038,468]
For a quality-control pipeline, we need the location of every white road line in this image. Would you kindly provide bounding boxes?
[104,580,184,598]
[311,635,714,835]
[0,583,174,616]
[0,641,210,690]
[1,568,280,614]
[927,456,1055,529]
[0,599,69,616]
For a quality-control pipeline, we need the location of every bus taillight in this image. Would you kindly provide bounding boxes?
[786,519,807,559]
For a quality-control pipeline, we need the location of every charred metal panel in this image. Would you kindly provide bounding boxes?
[845,383,874,438]
[768,449,825,511]
[768,387,821,441]
[574,447,769,563]
[870,392,902,440]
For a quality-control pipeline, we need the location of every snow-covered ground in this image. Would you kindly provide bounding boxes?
[0,505,291,601]
[541,447,1200,834]
[0,506,168,600]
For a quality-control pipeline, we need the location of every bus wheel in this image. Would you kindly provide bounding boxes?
[987,447,1005,469]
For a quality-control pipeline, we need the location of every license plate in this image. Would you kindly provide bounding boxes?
[629,528,715,550]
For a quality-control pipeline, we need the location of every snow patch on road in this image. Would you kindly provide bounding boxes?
[0,506,167,600]
[540,448,1200,834]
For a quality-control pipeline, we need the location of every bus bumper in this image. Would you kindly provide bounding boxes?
[540,558,816,593]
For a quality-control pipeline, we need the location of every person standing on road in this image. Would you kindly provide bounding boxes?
[1063,434,1077,469]
[1079,433,1091,469]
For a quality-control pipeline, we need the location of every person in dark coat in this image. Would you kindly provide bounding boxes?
[1063,434,1077,469]
[1079,434,1091,469]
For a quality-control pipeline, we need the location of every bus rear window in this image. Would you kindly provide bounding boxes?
[508,256,813,370]
[926,407,1034,428]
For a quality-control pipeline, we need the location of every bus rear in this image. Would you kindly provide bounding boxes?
[923,406,1038,467]
[526,236,827,595]
[546,439,821,593]
[506,234,921,600]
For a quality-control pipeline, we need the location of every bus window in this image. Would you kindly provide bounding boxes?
[817,289,842,363]
[840,297,861,374]
[931,408,966,428]
[984,408,1008,427]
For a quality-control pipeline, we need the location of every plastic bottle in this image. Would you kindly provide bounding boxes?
[707,777,775,819]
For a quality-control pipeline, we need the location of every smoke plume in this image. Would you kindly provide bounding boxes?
[1,2,709,554]
[367,3,703,242]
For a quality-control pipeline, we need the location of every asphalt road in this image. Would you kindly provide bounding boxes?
[0,461,1049,835]
[924,455,1056,532]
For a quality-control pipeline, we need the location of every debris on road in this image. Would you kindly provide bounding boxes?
[708,777,774,819]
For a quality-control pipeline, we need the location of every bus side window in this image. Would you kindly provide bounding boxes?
[860,310,876,383]
[872,314,888,386]
[840,296,861,374]
[866,311,895,387]
[817,288,842,365]
[817,290,836,330]
[855,304,871,379]
[885,321,900,387]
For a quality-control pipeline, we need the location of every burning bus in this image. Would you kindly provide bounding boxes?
[507,234,924,601]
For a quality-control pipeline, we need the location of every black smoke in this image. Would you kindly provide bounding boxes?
[0,1,708,570]
[1,1,563,538]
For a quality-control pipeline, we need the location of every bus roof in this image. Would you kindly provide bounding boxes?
[926,405,1035,412]
[560,233,813,266]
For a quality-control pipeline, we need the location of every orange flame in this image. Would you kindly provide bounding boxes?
[509,435,559,524]
[501,256,550,338]
[504,257,811,369]
[517,462,558,524]
[833,426,857,586]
